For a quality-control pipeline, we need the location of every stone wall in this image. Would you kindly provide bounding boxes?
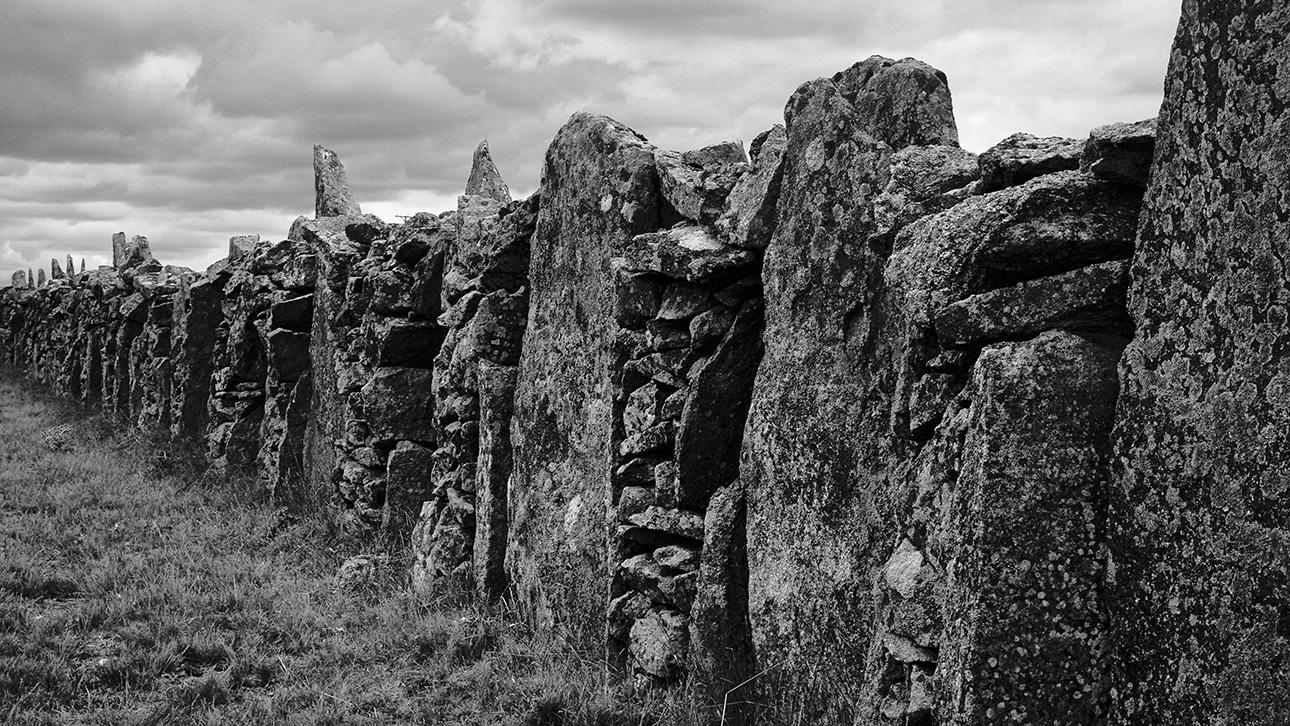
[3,3,1289,722]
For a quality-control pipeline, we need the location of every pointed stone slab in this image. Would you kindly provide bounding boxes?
[50,259,65,280]
[313,144,362,218]
[464,140,511,203]
[1081,118,1156,188]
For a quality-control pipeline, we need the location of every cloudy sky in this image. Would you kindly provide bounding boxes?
[0,0,1180,281]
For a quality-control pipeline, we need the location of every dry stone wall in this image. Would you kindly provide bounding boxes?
[3,4,1289,722]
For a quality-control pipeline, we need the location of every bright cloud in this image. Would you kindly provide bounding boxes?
[0,0,1181,280]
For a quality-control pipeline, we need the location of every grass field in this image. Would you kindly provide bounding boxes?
[0,370,698,725]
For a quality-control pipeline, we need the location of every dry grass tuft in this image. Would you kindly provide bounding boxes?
[0,369,715,726]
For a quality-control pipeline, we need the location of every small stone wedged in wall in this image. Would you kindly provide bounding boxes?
[976,132,1083,193]
[715,124,786,250]
[932,258,1132,346]
[873,144,980,252]
[655,141,748,226]
[1080,118,1156,189]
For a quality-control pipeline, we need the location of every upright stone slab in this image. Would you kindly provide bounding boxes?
[509,112,660,647]
[938,330,1119,724]
[739,56,958,721]
[313,145,362,218]
[474,362,519,602]
[170,274,225,438]
[464,140,511,203]
[412,189,533,595]
[1109,3,1290,722]
[303,217,368,505]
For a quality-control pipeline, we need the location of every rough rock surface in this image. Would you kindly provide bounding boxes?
[714,125,786,249]
[977,132,1084,192]
[938,330,1121,724]
[1081,118,1156,188]
[509,112,660,647]
[655,141,747,225]
[464,140,511,204]
[1108,3,1290,723]
[410,169,535,597]
[740,55,960,721]
[5,11,1289,721]
[313,144,361,217]
[932,259,1131,346]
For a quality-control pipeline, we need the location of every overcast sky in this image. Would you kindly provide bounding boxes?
[0,0,1180,281]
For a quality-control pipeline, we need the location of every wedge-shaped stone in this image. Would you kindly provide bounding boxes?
[464,140,511,204]
[933,259,1130,346]
[715,124,787,249]
[1081,118,1156,188]
[977,132,1082,192]
[615,226,757,284]
[655,141,747,224]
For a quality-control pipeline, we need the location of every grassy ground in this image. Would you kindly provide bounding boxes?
[0,369,699,725]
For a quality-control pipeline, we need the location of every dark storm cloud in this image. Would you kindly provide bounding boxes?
[0,0,1181,279]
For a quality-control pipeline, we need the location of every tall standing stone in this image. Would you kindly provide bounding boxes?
[739,56,958,721]
[509,112,660,647]
[35,269,46,288]
[1108,3,1290,723]
[50,259,65,280]
[313,145,361,218]
[464,140,512,204]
